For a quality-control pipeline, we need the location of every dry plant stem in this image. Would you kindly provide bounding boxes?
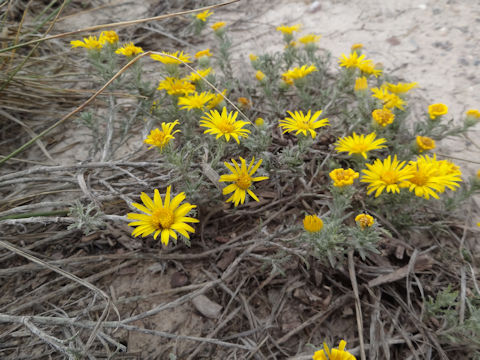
[0,0,239,54]
[348,250,366,360]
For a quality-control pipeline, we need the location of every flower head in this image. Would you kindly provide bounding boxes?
[144,121,180,151]
[238,97,252,109]
[313,340,356,360]
[371,87,405,110]
[211,21,226,31]
[99,31,119,44]
[249,54,258,62]
[351,43,363,51]
[386,82,418,94]
[416,136,435,152]
[358,59,382,77]
[219,157,268,206]
[200,107,251,143]
[338,51,366,68]
[185,68,212,82]
[157,77,195,96]
[372,108,395,127]
[115,42,143,57]
[151,51,191,65]
[195,49,212,58]
[127,186,199,246]
[178,91,214,111]
[329,168,359,187]
[256,70,266,81]
[303,215,323,233]
[335,132,386,159]
[196,10,213,21]
[282,65,317,83]
[428,103,448,120]
[71,36,103,50]
[276,24,301,34]
[466,109,480,119]
[354,76,368,92]
[361,155,413,197]
[207,89,227,109]
[255,117,264,127]
[355,214,374,229]
[279,110,329,138]
[299,34,321,44]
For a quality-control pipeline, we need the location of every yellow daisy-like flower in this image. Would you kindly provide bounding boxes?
[254,117,264,126]
[361,155,413,197]
[386,82,418,94]
[249,54,258,62]
[127,186,199,246]
[338,51,366,68]
[279,110,329,139]
[354,76,368,92]
[416,136,435,152]
[313,340,356,360]
[99,31,119,45]
[178,91,214,111]
[335,132,386,159]
[195,49,212,58]
[276,24,301,34]
[303,215,323,233]
[211,21,226,31]
[355,214,374,229]
[371,87,405,110]
[185,68,212,82]
[200,107,251,143]
[351,43,363,51]
[256,70,266,81]
[219,157,269,206]
[372,108,395,127]
[329,168,359,187]
[196,9,213,22]
[207,89,227,110]
[157,77,195,96]
[144,120,180,151]
[357,59,382,77]
[115,42,143,57]
[70,36,103,50]
[282,65,317,82]
[151,51,191,65]
[466,109,480,119]
[299,34,321,44]
[428,103,448,120]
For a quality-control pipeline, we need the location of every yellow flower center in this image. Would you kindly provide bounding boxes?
[152,131,166,145]
[420,138,433,147]
[236,173,252,190]
[409,171,428,186]
[352,143,368,153]
[151,208,174,229]
[218,121,235,133]
[381,170,398,184]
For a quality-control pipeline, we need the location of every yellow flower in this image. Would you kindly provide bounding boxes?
[403,154,462,199]
[196,9,213,22]
[428,103,448,120]
[371,87,405,110]
[279,110,329,139]
[355,214,374,229]
[70,36,102,50]
[335,132,386,159]
[185,68,212,82]
[372,108,395,127]
[195,49,212,58]
[211,21,226,31]
[299,34,321,44]
[351,43,363,51]
[115,42,143,57]
[329,168,359,187]
[99,31,119,44]
[416,136,435,152]
[200,107,251,143]
[358,59,382,77]
[151,51,191,65]
[178,92,214,111]
[249,54,258,61]
[238,97,252,109]
[254,117,264,126]
[282,65,317,82]
[386,82,418,94]
[157,77,195,96]
[256,70,266,81]
[144,121,180,151]
[361,155,413,197]
[466,109,480,119]
[219,157,268,206]
[477,169,480,178]
[207,89,227,109]
[338,51,366,68]
[276,24,301,34]
[127,186,199,246]
[303,215,323,233]
[354,76,368,92]
[313,340,356,360]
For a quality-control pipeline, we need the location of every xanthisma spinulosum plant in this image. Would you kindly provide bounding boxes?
[70,12,480,358]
